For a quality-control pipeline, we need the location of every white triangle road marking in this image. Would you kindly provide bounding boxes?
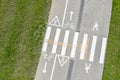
[49,16,61,27]
[58,55,70,67]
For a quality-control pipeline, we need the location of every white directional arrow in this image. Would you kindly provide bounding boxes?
[42,62,48,73]
[92,21,99,31]
[70,11,74,22]
[85,63,91,73]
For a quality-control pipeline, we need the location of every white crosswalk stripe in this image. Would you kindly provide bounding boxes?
[70,32,79,58]
[80,34,88,60]
[89,36,97,62]
[42,27,52,52]
[42,27,108,64]
[99,38,107,64]
[51,28,61,54]
[61,30,70,56]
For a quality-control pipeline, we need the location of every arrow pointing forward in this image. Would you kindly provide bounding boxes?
[70,11,74,22]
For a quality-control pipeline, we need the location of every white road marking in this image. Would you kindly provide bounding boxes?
[42,53,54,61]
[85,63,91,73]
[58,55,69,67]
[42,27,52,52]
[50,54,57,80]
[99,38,107,64]
[61,30,70,56]
[42,62,48,73]
[51,28,61,54]
[70,32,79,58]
[70,11,74,22]
[80,34,88,60]
[89,36,97,62]
[61,0,69,28]
[49,16,60,27]
[92,22,99,31]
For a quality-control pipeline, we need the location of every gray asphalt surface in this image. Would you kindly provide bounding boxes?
[34,0,112,80]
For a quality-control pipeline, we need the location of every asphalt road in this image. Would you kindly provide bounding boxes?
[34,0,112,80]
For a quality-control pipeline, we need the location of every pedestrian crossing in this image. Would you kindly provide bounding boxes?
[41,27,108,64]
[89,36,97,62]
[99,38,107,64]
[70,32,79,58]
[61,30,70,56]
[42,27,52,52]
[51,28,61,54]
[80,34,88,60]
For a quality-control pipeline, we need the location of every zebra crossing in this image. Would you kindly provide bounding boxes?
[51,28,61,54]
[89,36,97,62]
[42,26,107,64]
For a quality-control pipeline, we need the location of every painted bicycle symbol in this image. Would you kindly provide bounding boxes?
[64,22,75,30]
[42,52,55,61]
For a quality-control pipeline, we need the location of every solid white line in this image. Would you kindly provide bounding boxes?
[99,38,107,64]
[70,32,79,58]
[51,28,61,54]
[61,30,70,56]
[61,0,69,28]
[50,54,57,80]
[89,36,97,62]
[42,27,52,52]
[80,34,88,60]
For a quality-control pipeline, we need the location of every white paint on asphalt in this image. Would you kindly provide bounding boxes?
[52,28,61,54]
[80,34,88,60]
[58,55,69,67]
[70,32,79,58]
[42,62,48,73]
[92,22,99,31]
[42,27,52,52]
[85,63,91,73]
[89,36,97,62]
[61,0,69,28]
[61,30,70,56]
[50,54,57,80]
[42,53,54,61]
[49,16,61,27]
[70,11,74,22]
[99,38,107,64]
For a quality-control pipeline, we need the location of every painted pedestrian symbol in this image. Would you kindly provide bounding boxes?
[92,21,99,31]
[49,16,61,27]
[58,55,70,67]
[85,63,91,73]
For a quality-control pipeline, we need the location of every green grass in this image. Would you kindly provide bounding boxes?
[0,0,51,80]
[0,0,120,80]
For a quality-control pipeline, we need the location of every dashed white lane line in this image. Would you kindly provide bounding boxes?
[70,32,79,58]
[99,38,107,64]
[51,28,61,54]
[42,27,52,52]
[61,30,70,56]
[89,36,97,62]
[80,34,88,60]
